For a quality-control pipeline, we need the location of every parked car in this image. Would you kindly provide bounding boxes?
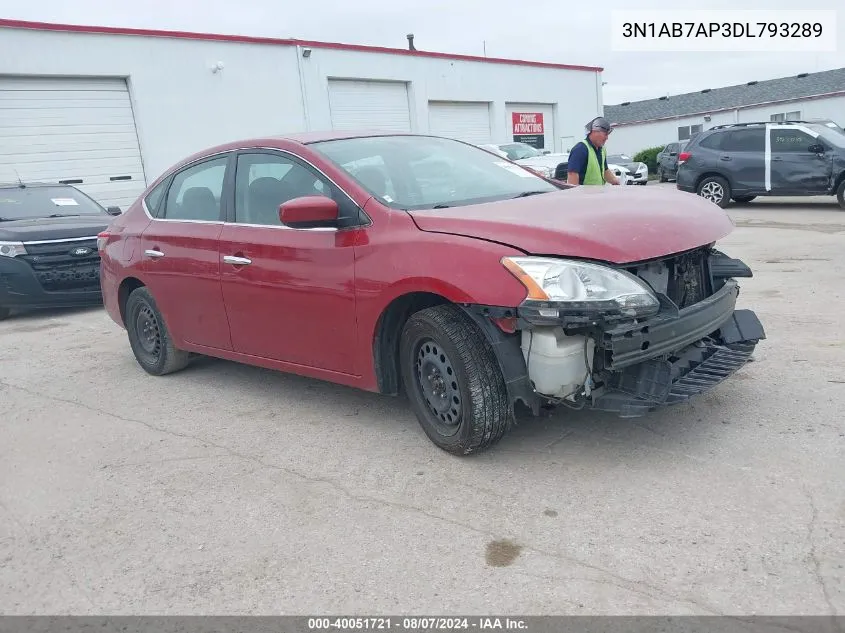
[98,132,765,455]
[676,121,845,209]
[0,182,121,320]
[607,154,649,185]
[655,142,687,182]
[480,142,634,183]
[479,142,567,179]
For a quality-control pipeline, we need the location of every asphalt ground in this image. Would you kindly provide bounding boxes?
[1,184,843,615]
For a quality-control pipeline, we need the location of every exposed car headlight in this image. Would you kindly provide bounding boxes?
[0,241,26,258]
[502,256,660,318]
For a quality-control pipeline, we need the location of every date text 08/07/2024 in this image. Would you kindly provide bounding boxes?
[620,21,823,38]
[307,617,528,630]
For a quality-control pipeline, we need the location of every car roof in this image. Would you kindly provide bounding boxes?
[0,181,77,190]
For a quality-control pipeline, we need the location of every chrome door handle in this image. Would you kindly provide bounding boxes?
[144,249,164,258]
[223,255,252,265]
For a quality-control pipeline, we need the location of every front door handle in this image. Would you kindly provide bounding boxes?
[719,155,732,161]
[223,255,252,265]
[144,249,164,258]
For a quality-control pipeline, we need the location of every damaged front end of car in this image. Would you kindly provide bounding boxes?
[465,246,765,419]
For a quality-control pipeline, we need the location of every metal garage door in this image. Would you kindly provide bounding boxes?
[327,79,412,132]
[0,76,147,210]
[427,101,492,145]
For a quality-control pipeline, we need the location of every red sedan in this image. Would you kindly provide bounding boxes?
[98,131,765,455]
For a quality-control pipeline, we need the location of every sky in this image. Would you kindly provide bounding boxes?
[1,0,843,105]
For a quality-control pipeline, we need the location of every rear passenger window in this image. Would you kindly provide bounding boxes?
[698,134,723,150]
[771,129,817,152]
[162,157,228,221]
[722,128,765,152]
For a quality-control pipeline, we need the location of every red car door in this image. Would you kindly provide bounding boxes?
[217,149,360,375]
[139,153,233,351]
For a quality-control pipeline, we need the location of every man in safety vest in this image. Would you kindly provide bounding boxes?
[566,116,621,186]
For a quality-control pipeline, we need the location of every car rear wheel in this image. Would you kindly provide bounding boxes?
[837,179,845,210]
[0,307,9,321]
[125,286,191,376]
[697,176,731,208]
[399,304,512,455]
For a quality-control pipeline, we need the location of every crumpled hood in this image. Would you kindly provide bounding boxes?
[0,215,112,242]
[407,185,734,264]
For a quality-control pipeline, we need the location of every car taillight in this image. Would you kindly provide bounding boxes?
[97,231,109,252]
[678,151,691,163]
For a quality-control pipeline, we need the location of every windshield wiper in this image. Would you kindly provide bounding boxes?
[512,191,549,199]
[431,204,452,209]
[47,213,82,218]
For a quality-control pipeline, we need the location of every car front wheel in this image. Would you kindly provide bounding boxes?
[837,179,845,210]
[0,307,9,321]
[697,176,732,208]
[125,286,191,376]
[399,304,512,455]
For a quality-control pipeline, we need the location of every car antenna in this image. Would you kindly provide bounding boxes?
[13,169,25,188]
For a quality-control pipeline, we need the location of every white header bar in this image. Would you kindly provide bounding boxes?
[610,10,838,52]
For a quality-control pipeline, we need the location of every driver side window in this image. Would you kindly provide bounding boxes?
[233,152,360,227]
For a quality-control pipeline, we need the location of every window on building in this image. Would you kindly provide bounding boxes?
[770,110,802,122]
[678,124,703,141]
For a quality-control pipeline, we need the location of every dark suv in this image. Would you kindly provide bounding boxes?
[675,121,845,209]
[0,182,121,320]
[656,141,687,182]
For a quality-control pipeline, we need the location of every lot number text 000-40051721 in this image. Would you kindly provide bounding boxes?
[609,10,837,52]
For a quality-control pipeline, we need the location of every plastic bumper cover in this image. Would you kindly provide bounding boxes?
[0,256,102,309]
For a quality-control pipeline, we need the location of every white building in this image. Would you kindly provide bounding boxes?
[604,68,845,157]
[0,18,604,209]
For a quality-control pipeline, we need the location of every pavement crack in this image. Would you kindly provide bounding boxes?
[0,380,740,616]
[805,485,839,616]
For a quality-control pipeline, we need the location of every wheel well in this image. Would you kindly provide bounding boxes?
[118,277,145,325]
[373,292,451,395]
[694,171,732,192]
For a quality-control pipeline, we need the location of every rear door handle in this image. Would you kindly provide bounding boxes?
[772,156,783,161]
[144,249,164,258]
[223,255,252,265]
[719,155,732,161]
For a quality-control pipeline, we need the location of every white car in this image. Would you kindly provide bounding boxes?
[481,142,634,184]
[607,153,649,185]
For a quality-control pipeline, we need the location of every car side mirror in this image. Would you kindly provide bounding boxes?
[279,195,339,227]
[539,149,551,155]
[808,143,825,154]
[106,206,121,215]
[669,152,677,156]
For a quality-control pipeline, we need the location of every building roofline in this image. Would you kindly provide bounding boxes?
[0,18,604,73]
[609,89,845,127]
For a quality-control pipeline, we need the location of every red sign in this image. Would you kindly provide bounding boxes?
[512,112,545,135]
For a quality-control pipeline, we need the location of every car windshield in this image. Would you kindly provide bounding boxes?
[0,185,106,221]
[498,143,544,160]
[607,154,633,163]
[807,123,845,148]
[311,135,561,210]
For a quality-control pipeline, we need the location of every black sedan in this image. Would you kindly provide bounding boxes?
[0,182,121,320]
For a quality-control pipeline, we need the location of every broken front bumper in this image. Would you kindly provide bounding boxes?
[589,279,765,417]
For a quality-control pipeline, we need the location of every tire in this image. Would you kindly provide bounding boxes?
[124,286,191,376]
[697,175,732,208]
[733,195,756,204]
[0,307,10,321]
[658,168,667,183]
[399,304,512,455]
[837,179,845,210]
